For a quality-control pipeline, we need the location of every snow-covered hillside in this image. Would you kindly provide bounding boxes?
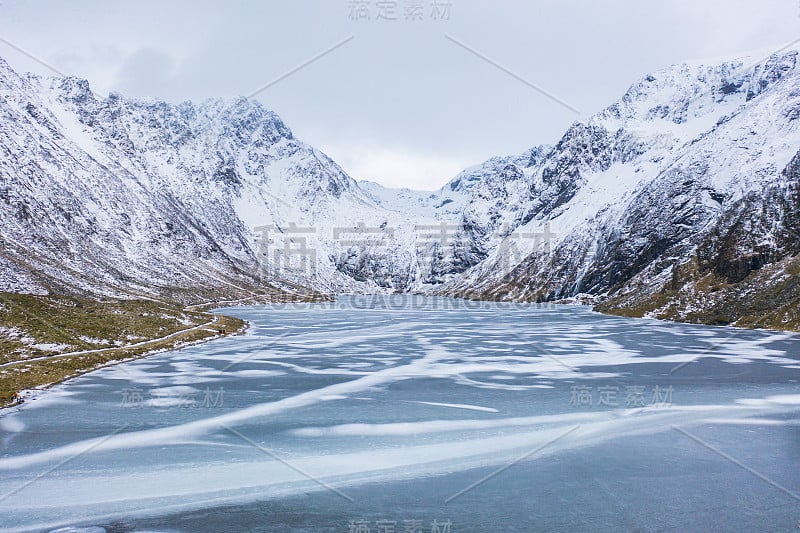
[0,56,422,298]
[432,49,800,329]
[1,47,798,328]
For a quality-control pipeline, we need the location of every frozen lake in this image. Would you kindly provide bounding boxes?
[1,296,799,532]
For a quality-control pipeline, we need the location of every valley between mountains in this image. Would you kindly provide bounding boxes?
[1,47,799,402]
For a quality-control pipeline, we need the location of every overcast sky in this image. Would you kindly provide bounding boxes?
[0,1,797,190]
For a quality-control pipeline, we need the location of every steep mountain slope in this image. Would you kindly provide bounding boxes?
[0,56,414,299]
[1,59,284,300]
[434,50,800,330]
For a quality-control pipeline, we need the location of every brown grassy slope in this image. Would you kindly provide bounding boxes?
[596,255,800,331]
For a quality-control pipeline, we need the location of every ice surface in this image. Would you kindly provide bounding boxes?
[0,297,798,532]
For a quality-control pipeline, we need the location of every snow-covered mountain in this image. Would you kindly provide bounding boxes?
[433,49,800,329]
[1,47,798,329]
[0,56,416,299]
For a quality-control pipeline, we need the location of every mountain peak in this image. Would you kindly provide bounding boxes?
[56,76,95,104]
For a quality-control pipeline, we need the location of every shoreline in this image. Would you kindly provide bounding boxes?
[0,291,332,410]
[0,312,248,411]
[4,292,797,413]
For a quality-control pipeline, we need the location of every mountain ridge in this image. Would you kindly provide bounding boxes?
[433,48,800,330]
[1,47,799,330]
